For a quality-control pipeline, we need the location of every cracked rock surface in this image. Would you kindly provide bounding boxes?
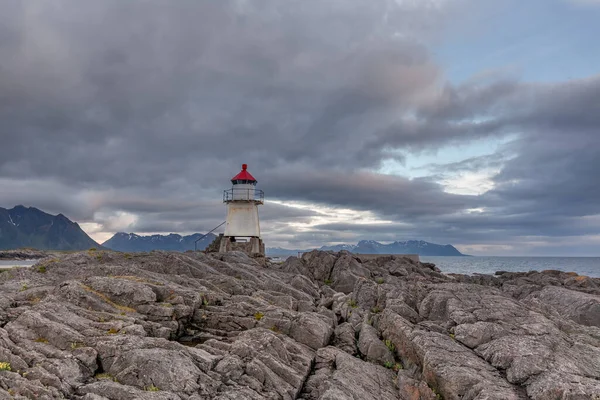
[0,250,599,399]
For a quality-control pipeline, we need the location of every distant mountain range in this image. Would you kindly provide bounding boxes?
[102,232,217,252]
[0,205,100,250]
[0,205,465,257]
[267,240,466,257]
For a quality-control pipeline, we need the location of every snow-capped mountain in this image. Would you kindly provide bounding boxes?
[0,205,100,250]
[102,232,217,252]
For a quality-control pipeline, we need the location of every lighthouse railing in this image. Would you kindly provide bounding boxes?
[223,189,264,204]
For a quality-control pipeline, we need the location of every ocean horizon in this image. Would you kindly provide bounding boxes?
[421,255,600,278]
[2,256,600,278]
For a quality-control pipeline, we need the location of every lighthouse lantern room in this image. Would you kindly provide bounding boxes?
[219,164,265,255]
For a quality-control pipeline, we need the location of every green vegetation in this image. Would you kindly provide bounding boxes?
[0,362,11,371]
[37,265,47,273]
[34,337,49,343]
[449,333,455,340]
[375,277,385,284]
[19,283,28,292]
[371,306,382,314]
[384,339,395,353]
[254,312,264,321]
[269,325,281,333]
[95,373,117,382]
[107,328,119,335]
[324,279,332,286]
[146,384,160,392]
[428,385,443,400]
[384,361,403,372]
[348,299,358,308]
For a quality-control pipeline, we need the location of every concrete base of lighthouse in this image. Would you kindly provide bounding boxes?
[218,236,265,256]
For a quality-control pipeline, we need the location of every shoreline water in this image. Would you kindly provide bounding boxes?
[421,255,600,278]
[0,260,38,268]
[1,251,598,278]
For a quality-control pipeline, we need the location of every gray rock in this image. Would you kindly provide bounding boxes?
[332,322,357,355]
[228,328,315,399]
[0,249,598,400]
[300,346,399,400]
[357,323,395,366]
[290,312,334,350]
[529,285,600,327]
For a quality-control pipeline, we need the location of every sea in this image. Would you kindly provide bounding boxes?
[1,257,599,278]
[0,260,38,268]
[420,256,600,278]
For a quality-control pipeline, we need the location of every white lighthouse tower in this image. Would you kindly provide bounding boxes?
[218,164,265,255]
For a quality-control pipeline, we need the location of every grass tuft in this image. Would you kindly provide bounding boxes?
[71,342,84,350]
[95,372,117,382]
[384,361,403,371]
[254,312,264,321]
[384,339,395,353]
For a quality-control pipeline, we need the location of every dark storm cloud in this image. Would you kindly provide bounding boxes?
[0,0,455,185]
[0,0,599,253]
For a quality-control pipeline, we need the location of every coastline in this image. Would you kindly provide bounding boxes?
[0,249,597,398]
[0,249,54,261]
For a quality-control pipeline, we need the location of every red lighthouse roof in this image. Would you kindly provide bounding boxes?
[231,164,257,183]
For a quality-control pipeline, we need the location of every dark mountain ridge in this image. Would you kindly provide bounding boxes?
[267,239,466,257]
[102,232,217,252]
[0,205,100,250]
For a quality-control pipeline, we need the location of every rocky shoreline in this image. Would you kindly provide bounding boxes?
[0,249,56,261]
[0,249,598,399]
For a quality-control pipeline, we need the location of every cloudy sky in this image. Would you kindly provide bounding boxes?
[1,0,599,255]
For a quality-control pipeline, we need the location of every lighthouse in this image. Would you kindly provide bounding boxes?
[218,164,265,255]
